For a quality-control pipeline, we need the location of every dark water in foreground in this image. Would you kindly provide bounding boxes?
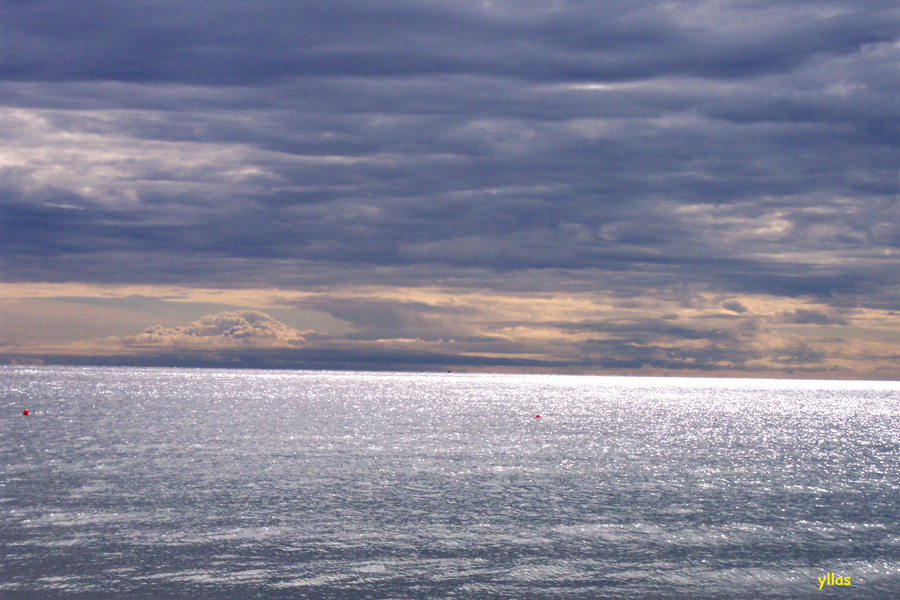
[2,366,900,599]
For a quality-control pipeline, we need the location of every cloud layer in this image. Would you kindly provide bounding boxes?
[2,1,899,376]
[2,286,899,378]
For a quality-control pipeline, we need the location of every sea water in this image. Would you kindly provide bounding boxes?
[2,366,900,599]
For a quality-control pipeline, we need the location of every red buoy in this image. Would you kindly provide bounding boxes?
[23,410,29,416]
[535,414,541,418]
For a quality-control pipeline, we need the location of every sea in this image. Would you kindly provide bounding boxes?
[2,366,900,599]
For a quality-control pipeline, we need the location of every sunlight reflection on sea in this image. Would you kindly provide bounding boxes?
[2,367,900,598]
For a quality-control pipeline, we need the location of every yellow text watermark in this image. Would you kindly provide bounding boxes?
[819,573,850,589]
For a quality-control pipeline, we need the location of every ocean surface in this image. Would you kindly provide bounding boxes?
[2,367,900,599]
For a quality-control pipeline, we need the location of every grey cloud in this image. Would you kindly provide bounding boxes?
[3,0,900,376]
[0,346,569,372]
[302,297,480,342]
[575,336,760,372]
[722,300,749,314]
[5,1,898,85]
[560,319,740,343]
[781,308,850,325]
[771,344,829,366]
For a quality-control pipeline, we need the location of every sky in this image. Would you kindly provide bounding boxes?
[2,0,899,378]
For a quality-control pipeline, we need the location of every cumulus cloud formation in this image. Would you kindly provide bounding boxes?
[124,311,309,348]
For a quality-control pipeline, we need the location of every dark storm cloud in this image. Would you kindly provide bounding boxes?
[4,0,897,84]
[3,0,900,310]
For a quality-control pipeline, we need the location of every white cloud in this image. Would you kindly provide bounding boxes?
[123,311,308,348]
